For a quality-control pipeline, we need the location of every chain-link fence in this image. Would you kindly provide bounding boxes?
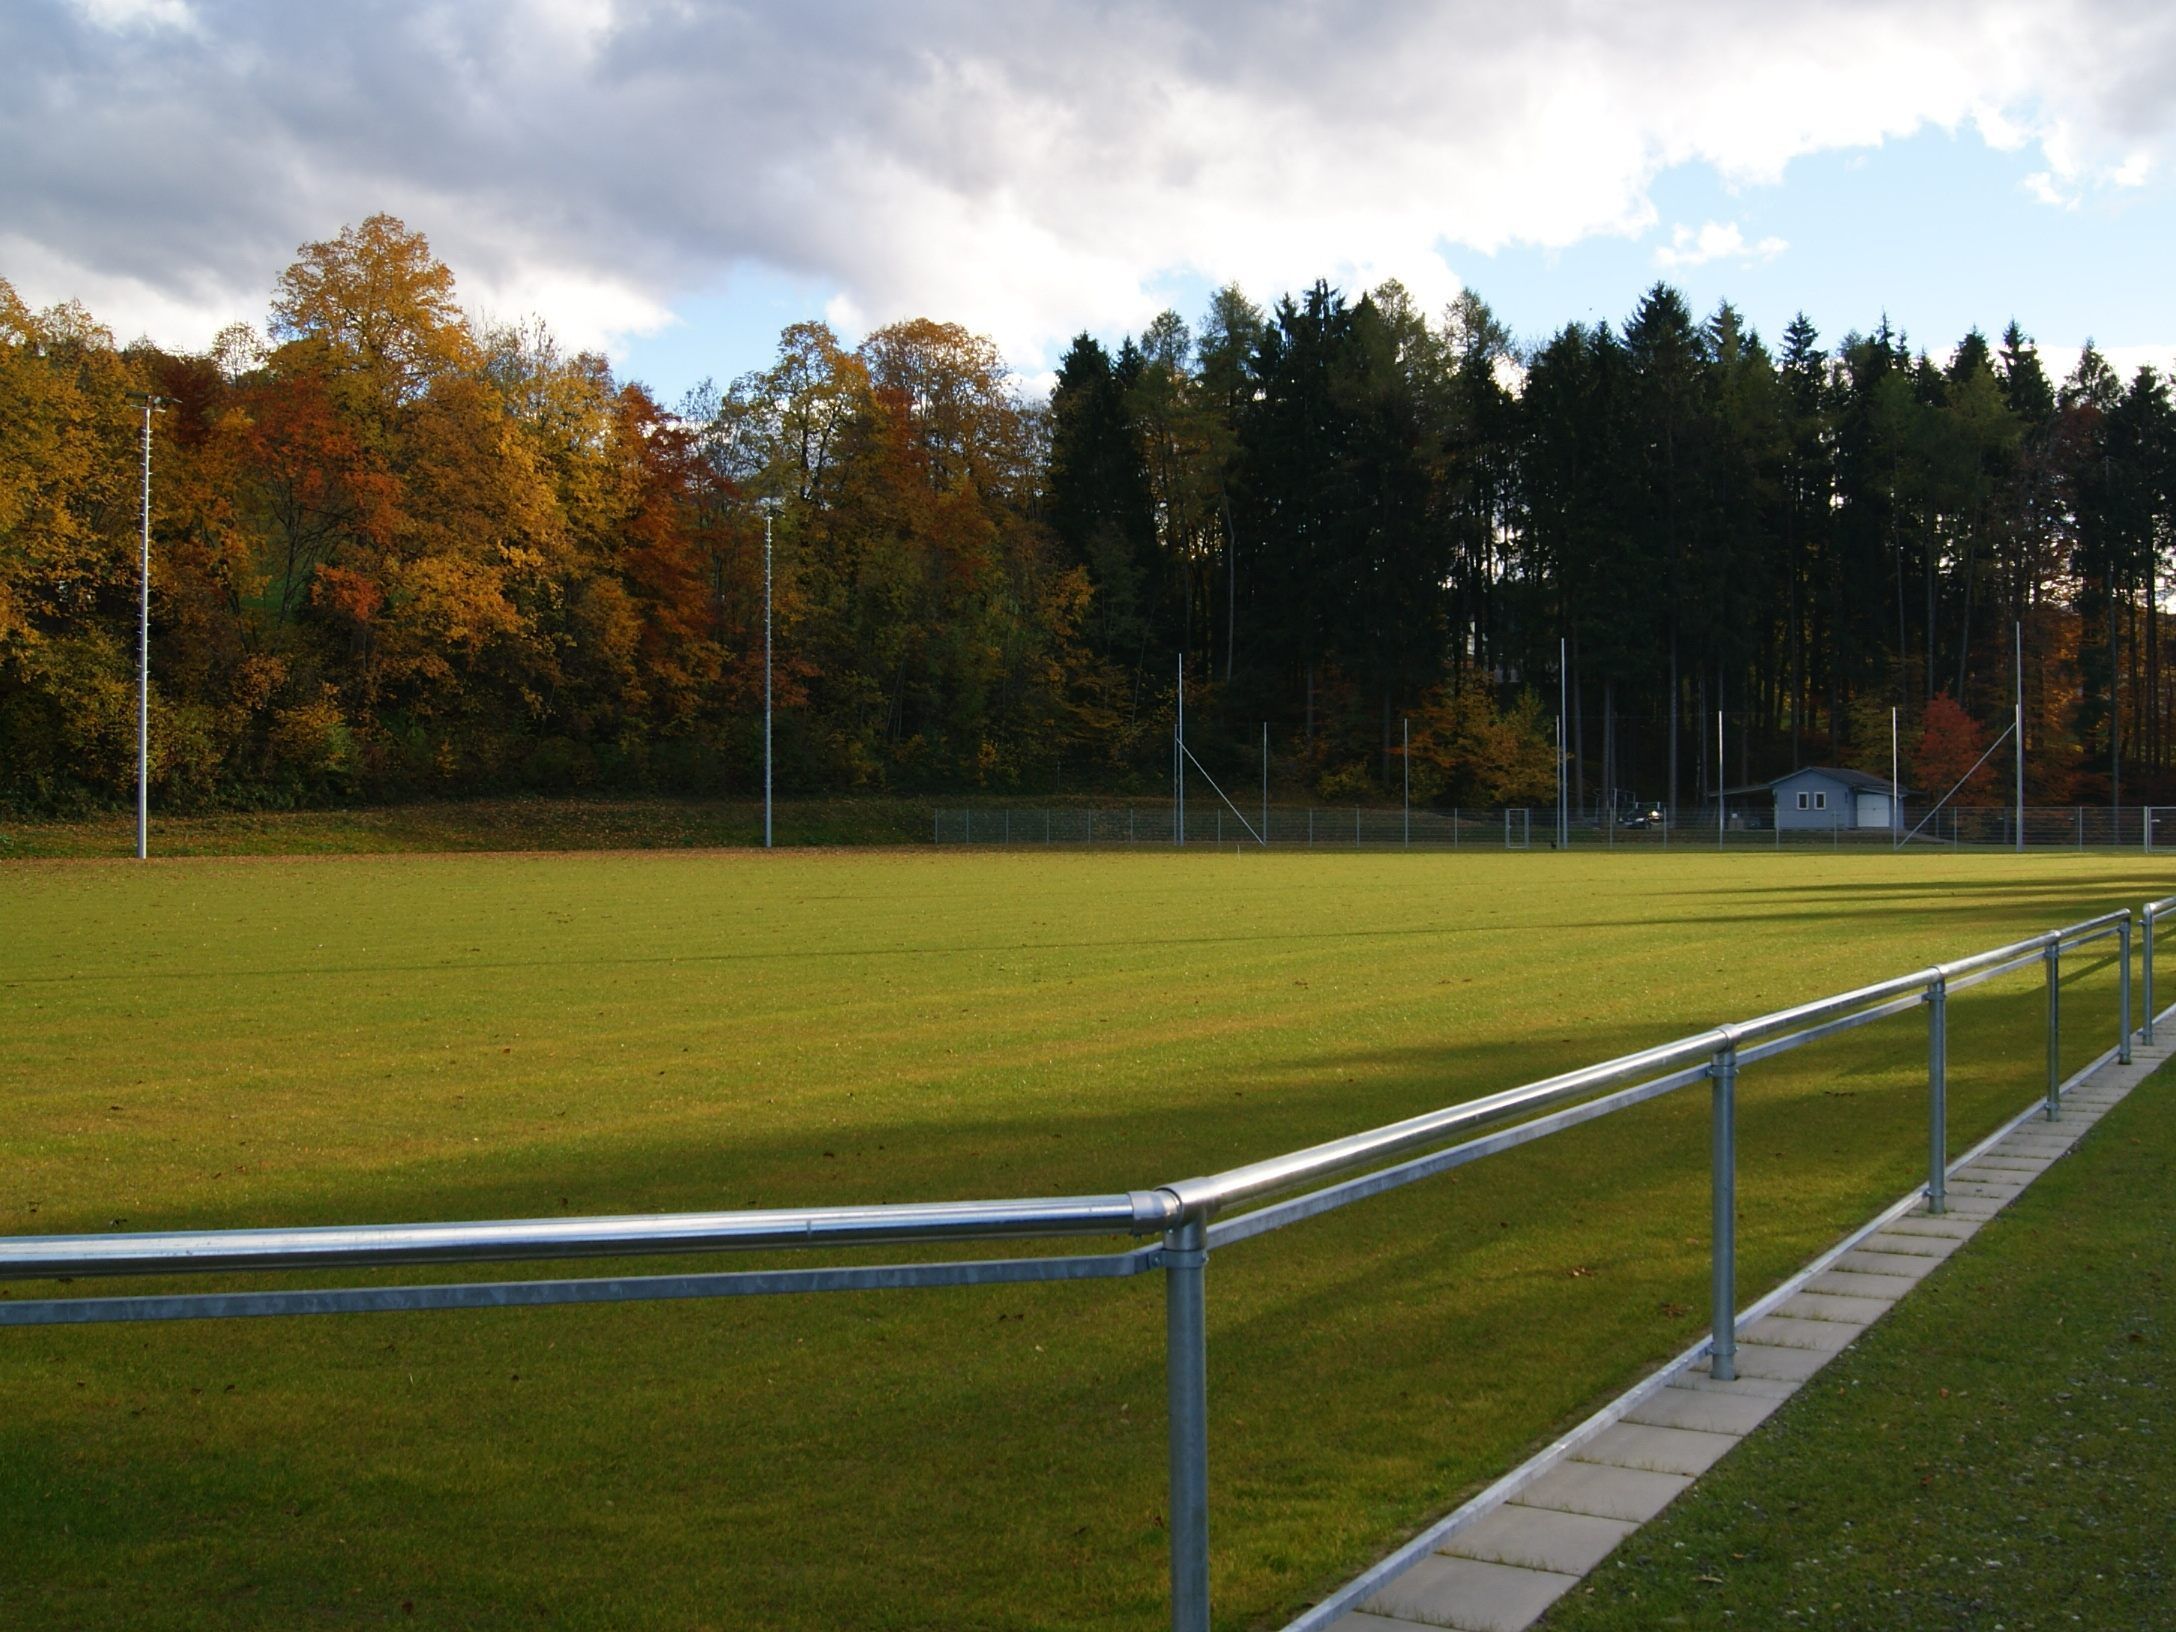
[932,806,1508,847]
[932,803,2176,851]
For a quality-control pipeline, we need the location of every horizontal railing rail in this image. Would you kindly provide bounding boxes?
[1,903,2157,1632]
[0,1192,1175,1281]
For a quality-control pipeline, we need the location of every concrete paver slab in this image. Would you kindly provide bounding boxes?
[1625,1385,1780,1435]
[1836,1248,1943,1279]
[1693,1341,1835,1381]
[1330,1612,1436,1631]
[1778,1290,1897,1323]
[1667,1369,1798,1399]
[1807,1267,1924,1299]
[1743,1313,1866,1351]
[1887,1213,1980,1237]
[1441,1505,1637,1575]
[1862,1231,1961,1257]
[1513,1461,1692,1524]
[1574,1422,1739,1477]
[1942,1171,2030,1191]
[1361,1554,1580,1631]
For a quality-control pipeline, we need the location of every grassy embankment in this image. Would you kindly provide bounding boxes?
[0,849,2164,1629]
[0,796,943,857]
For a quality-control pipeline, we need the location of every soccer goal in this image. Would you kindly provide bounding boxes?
[1504,807,1532,850]
[2147,808,2175,853]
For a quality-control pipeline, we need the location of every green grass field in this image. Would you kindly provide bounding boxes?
[0,849,2166,1630]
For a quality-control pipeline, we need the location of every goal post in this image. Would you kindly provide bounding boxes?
[1504,807,1531,850]
[2148,808,2174,853]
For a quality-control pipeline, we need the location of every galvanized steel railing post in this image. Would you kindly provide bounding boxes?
[1925,976,1947,1215]
[1163,1213,1211,1632]
[2119,918,2134,1065]
[2147,906,2159,1047]
[2044,942,2062,1120]
[1708,1042,1738,1383]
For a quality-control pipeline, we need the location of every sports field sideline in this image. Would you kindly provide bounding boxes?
[0,849,2163,1630]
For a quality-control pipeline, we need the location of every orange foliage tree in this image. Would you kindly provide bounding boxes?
[1911,691,1998,805]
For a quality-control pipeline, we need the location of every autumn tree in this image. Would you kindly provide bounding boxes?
[270,214,473,424]
[1911,690,1997,804]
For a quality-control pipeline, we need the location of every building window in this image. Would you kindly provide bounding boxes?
[1796,792,1809,810]
[1814,791,1827,810]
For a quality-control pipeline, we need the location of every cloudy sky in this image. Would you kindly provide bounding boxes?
[7,0,2175,402]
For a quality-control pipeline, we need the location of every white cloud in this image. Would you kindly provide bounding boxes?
[2064,341,2176,386]
[463,262,677,362]
[1653,222,1790,271]
[0,232,252,350]
[7,1,2176,372]
[2023,171,2077,208]
[822,293,868,345]
[69,0,198,33]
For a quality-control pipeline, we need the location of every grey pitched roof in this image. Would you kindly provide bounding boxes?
[1768,765,1911,795]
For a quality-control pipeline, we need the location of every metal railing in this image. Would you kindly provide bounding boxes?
[2146,893,2176,1048]
[0,905,2155,1631]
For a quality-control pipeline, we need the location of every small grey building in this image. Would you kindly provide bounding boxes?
[1770,767,1904,832]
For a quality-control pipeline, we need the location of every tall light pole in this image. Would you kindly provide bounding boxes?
[1558,636,1568,849]
[127,391,167,861]
[760,495,782,849]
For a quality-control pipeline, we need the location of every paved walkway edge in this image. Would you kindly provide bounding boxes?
[1283,1018,2171,1632]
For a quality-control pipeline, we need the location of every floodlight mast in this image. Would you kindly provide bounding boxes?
[760,496,783,849]
[1557,637,1568,849]
[1891,707,1900,850]
[2015,620,2024,853]
[1174,652,1185,847]
[127,392,168,861]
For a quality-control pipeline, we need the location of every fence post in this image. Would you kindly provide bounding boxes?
[1926,976,1947,1215]
[2147,907,2159,1047]
[2120,917,2134,1065]
[2044,941,2061,1120]
[1708,1040,1738,1383]
[1163,1213,1211,1632]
